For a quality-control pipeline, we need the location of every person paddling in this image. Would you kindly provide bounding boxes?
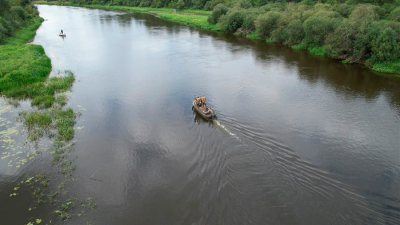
[60,29,63,34]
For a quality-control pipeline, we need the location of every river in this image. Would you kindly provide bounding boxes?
[0,5,399,224]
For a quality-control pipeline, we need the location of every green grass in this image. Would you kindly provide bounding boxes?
[246,31,262,40]
[3,71,75,108]
[33,2,216,31]
[158,13,220,31]
[372,60,400,74]
[266,37,275,43]
[19,105,78,142]
[4,17,44,45]
[307,46,327,56]
[0,15,67,107]
[32,2,400,75]
[291,43,306,50]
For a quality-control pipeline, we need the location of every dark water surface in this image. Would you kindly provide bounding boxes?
[1,5,400,224]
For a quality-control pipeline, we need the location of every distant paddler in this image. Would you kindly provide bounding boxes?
[59,29,66,36]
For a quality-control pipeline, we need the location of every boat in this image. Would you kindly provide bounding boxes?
[59,33,66,37]
[192,100,216,120]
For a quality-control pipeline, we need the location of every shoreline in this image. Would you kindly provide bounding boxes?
[0,10,95,223]
[32,1,400,76]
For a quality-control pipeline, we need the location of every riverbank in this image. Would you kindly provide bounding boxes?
[33,2,220,31]
[33,2,400,75]
[0,9,96,223]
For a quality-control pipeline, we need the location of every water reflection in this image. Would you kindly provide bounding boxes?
[14,5,400,224]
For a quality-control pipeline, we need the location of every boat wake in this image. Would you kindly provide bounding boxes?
[213,120,241,141]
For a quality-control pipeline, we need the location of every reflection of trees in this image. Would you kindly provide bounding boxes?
[201,33,400,113]
[108,11,400,113]
[131,13,184,35]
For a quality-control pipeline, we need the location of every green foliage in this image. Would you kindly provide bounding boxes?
[158,13,220,31]
[372,60,400,74]
[349,4,378,22]
[36,1,400,74]
[286,19,304,45]
[207,3,228,24]
[220,9,244,33]
[271,27,289,43]
[303,15,338,46]
[371,27,400,61]
[255,11,281,37]
[0,1,39,43]
[241,8,262,32]
[307,46,327,56]
[335,4,354,18]
[390,7,400,21]
[203,0,224,10]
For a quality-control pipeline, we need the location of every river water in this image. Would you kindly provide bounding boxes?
[1,5,400,224]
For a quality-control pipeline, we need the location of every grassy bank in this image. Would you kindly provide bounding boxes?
[34,1,219,31]
[33,1,400,75]
[0,6,96,223]
[0,17,52,102]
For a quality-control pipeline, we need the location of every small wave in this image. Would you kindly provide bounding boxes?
[213,120,241,141]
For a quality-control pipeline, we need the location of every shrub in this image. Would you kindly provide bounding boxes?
[220,9,244,33]
[390,7,400,21]
[371,27,400,62]
[349,4,378,22]
[203,0,224,10]
[255,11,281,37]
[271,27,289,44]
[11,6,28,21]
[207,4,228,24]
[234,0,252,9]
[303,15,338,46]
[335,4,354,18]
[326,19,355,58]
[241,9,262,32]
[287,19,304,45]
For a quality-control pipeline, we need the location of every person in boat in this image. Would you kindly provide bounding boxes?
[60,29,63,34]
[201,94,206,108]
[195,96,201,107]
[203,107,211,114]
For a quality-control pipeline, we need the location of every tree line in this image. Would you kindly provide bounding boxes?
[0,0,40,43]
[207,0,400,70]
[49,0,399,72]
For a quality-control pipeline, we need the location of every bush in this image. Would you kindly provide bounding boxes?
[335,4,354,18]
[349,4,378,22]
[390,7,400,21]
[11,6,28,21]
[255,11,281,37]
[303,15,338,46]
[203,0,224,10]
[326,19,354,58]
[207,4,228,24]
[220,10,244,33]
[234,0,252,9]
[241,9,262,32]
[371,27,400,61]
[176,0,185,9]
[271,27,289,44]
[287,19,304,45]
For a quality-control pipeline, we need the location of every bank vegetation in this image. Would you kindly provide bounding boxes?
[38,0,400,74]
[0,0,97,223]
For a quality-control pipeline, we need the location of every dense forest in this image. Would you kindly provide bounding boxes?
[0,0,40,43]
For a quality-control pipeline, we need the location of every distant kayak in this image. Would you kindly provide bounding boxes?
[192,100,216,121]
[59,33,66,36]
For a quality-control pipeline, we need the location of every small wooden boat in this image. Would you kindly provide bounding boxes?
[192,100,216,120]
[59,33,66,37]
